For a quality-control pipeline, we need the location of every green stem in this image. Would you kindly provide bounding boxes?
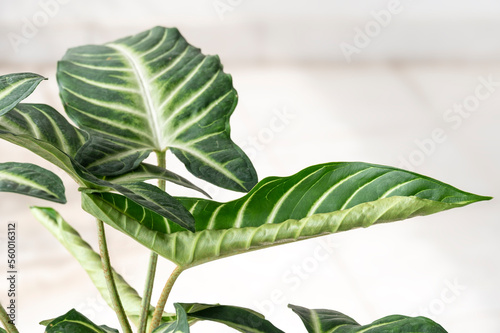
[138,150,167,333]
[148,266,184,332]
[0,303,18,333]
[96,219,132,333]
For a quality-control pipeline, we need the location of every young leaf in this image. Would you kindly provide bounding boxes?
[153,303,190,333]
[289,304,448,333]
[0,73,45,116]
[45,309,111,333]
[81,162,491,267]
[0,162,66,203]
[31,207,150,326]
[57,26,257,192]
[180,303,284,333]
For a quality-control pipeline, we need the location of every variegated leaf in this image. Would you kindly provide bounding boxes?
[289,304,448,333]
[57,26,257,192]
[0,162,66,203]
[75,132,151,176]
[31,207,156,327]
[106,163,210,198]
[81,162,490,267]
[0,73,45,116]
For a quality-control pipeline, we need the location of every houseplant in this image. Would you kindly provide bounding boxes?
[0,26,491,332]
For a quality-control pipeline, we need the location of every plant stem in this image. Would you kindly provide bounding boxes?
[0,303,18,333]
[96,219,132,333]
[138,150,167,333]
[148,266,184,332]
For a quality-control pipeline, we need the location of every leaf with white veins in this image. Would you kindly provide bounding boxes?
[81,162,491,267]
[0,73,45,116]
[0,162,66,203]
[57,26,257,192]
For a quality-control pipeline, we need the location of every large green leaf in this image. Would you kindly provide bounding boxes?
[82,162,491,267]
[0,162,66,203]
[45,309,112,333]
[31,207,152,327]
[180,303,284,333]
[289,304,447,333]
[0,73,45,116]
[57,26,257,192]
[153,304,190,333]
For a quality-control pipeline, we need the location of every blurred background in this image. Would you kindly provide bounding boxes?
[0,1,499,332]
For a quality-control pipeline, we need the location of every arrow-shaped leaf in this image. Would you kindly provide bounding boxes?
[58,26,257,192]
[0,73,45,116]
[45,309,112,333]
[289,304,448,333]
[81,162,491,267]
[180,303,284,333]
[0,162,66,203]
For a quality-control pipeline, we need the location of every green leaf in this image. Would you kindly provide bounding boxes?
[57,26,257,192]
[45,309,109,333]
[153,303,190,333]
[0,103,88,183]
[0,103,87,157]
[31,207,174,327]
[81,162,491,267]
[0,162,66,203]
[0,328,6,333]
[180,303,284,333]
[0,103,195,229]
[75,132,151,176]
[289,304,448,333]
[106,163,210,198]
[0,73,45,116]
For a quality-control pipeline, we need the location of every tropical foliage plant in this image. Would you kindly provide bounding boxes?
[0,26,491,333]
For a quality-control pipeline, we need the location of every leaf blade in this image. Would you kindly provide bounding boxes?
[0,73,45,116]
[180,303,284,333]
[44,309,109,333]
[81,162,490,267]
[57,26,257,192]
[153,304,190,333]
[0,162,66,203]
[288,304,448,333]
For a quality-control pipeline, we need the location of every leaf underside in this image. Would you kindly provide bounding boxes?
[82,162,490,267]
[153,303,190,333]
[58,26,257,192]
[289,304,448,333]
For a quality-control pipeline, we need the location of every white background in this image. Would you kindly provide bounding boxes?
[0,0,499,332]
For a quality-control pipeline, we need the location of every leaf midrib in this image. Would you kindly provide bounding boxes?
[107,43,162,150]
